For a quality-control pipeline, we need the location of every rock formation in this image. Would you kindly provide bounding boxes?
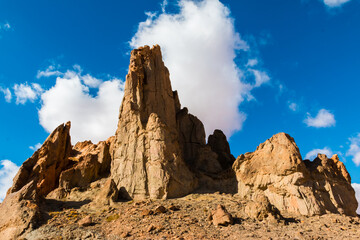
[111,45,198,199]
[110,45,237,200]
[0,122,72,239]
[59,136,114,190]
[0,44,358,239]
[233,132,358,217]
[9,122,72,197]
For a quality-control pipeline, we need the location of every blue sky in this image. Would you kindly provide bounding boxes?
[0,0,360,204]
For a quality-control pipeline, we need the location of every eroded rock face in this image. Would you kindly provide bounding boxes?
[233,132,358,217]
[9,122,72,197]
[0,181,40,239]
[59,136,114,190]
[111,45,197,199]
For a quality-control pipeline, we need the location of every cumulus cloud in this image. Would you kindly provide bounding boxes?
[13,83,43,105]
[352,183,360,214]
[322,0,352,7]
[304,109,336,128]
[81,74,102,88]
[38,69,124,143]
[37,65,63,79]
[29,143,42,151]
[0,87,11,102]
[347,133,360,166]
[305,147,334,160]
[130,0,269,137]
[0,160,19,202]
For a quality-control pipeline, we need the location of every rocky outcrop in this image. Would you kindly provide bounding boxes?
[176,107,206,167]
[0,123,72,238]
[59,136,114,190]
[0,181,40,239]
[9,122,72,197]
[233,132,358,217]
[111,45,197,199]
[110,45,238,200]
[208,130,235,169]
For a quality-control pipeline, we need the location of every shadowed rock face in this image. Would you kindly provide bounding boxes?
[233,132,358,217]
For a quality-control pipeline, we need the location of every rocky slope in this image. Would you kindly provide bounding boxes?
[0,45,358,239]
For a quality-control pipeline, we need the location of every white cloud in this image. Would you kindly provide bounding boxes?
[246,59,258,67]
[351,183,360,214]
[13,83,43,105]
[0,87,11,102]
[37,65,63,79]
[288,102,298,112]
[323,0,352,7]
[305,147,334,160]
[304,109,336,128]
[81,74,102,88]
[29,143,42,151]
[346,133,360,166]
[130,0,269,137]
[161,0,168,12]
[0,160,19,202]
[250,69,270,87]
[38,69,124,143]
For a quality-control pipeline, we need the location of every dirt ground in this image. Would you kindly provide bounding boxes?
[22,191,360,240]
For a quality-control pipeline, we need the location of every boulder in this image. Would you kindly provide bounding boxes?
[209,205,233,226]
[243,192,282,221]
[78,216,92,227]
[93,178,119,205]
[233,132,358,217]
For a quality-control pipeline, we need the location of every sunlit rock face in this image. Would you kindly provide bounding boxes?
[233,132,358,217]
[111,45,198,199]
